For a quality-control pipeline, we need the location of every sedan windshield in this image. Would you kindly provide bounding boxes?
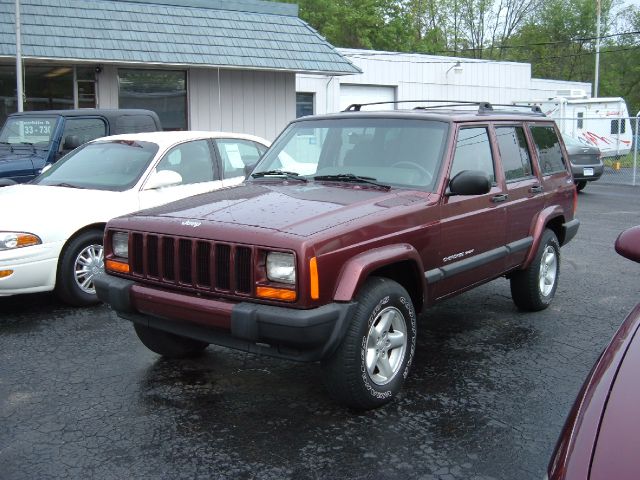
[0,116,58,147]
[251,117,449,191]
[33,140,159,191]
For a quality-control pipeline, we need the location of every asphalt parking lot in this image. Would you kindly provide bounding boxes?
[1,182,639,480]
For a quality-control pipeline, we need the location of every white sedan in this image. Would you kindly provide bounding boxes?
[0,130,269,306]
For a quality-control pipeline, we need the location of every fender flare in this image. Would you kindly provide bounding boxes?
[522,206,565,269]
[333,243,426,304]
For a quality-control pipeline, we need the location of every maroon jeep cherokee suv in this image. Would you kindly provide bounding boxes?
[95,101,579,410]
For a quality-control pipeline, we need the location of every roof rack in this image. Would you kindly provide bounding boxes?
[342,100,545,116]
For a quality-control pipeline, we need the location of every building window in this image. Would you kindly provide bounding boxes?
[118,69,187,130]
[296,92,314,118]
[0,65,96,126]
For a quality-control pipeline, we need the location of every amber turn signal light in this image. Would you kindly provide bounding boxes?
[309,257,319,300]
[256,286,296,302]
[105,259,130,274]
[0,269,14,278]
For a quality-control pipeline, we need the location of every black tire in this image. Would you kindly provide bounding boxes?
[55,229,104,306]
[133,323,208,358]
[575,180,587,192]
[510,229,560,311]
[321,277,417,410]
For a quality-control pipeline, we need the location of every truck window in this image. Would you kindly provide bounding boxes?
[114,115,158,134]
[60,118,107,150]
[529,125,566,174]
[495,126,533,181]
[450,127,495,183]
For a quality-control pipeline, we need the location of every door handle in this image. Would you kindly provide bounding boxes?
[491,193,508,203]
[530,185,544,194]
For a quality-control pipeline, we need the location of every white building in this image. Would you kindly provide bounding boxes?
[296,49,592,116]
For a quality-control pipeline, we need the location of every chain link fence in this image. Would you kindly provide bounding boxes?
[555,116,639,187]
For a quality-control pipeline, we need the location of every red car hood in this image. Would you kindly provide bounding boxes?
[132,182,433,237]
[590,313,640,480]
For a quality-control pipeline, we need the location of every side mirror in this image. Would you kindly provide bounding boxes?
[448,170,491,196]
[63,135,82,150]
[0,178,17,187]
[243,162,257,177]
[615,226,640,263]
[145,169,183,190]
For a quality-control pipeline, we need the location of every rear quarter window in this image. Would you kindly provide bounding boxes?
[529,125,566,174]
[113,115,158,134]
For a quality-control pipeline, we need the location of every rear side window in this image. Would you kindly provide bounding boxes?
[529,125,566,174]
[114,115,158,134]
[450,127,495,183]
[215,139,264,179]
[495,126,533,181]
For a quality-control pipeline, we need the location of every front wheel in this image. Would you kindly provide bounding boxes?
[510,229,560,311]
[321,277,417,410]
[134,324,208,358]
[56,229,104,306]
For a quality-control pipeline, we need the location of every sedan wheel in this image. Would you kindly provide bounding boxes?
[56,229,105,307]
[73,243,104,294]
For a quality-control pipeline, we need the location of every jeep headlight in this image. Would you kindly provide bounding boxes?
[112,231,129,259]
[266,252,296,284]
[0,232,41,250]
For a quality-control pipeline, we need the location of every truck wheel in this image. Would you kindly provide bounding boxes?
[56,229,104,306]
[134,324,208,358]
[576,180,587,192]
[321,277,417,410]
[510,229,560,311]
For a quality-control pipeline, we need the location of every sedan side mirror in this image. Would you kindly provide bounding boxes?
[448,170,491,196]
[145,169,183,190]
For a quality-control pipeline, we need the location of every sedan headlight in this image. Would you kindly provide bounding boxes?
[112,231,129,259]
[266,252,296,284]
[0,232,41,251]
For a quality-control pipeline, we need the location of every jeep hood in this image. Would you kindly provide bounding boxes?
[134,182,433,237]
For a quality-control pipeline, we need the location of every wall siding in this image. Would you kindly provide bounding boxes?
[190,69,295,140]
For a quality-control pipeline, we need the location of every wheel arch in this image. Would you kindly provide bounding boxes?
[522,208,565,270]
[56,223,107,276]
[332,244,426,314]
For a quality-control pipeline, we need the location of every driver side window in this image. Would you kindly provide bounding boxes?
[155,140,216,185]
[450,127,495,183]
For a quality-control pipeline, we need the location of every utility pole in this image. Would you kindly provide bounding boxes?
[15,0,23,111]
[594,0,601,97]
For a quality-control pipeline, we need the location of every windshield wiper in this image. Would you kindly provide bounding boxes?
[251,170,308,182]
[313,173,390,190]
[50,182,85,189]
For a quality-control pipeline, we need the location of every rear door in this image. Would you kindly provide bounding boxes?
[434,125,507,299]
[493,125,543,269]
[528,123,573,207]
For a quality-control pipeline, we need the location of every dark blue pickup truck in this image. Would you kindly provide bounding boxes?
[0,109,161,185]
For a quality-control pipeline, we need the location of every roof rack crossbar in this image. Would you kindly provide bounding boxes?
[343,99,492,112]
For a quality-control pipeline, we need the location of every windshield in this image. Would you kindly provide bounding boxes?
[252,117,449,190]
[33,140,159,191]
[0,116,58,146]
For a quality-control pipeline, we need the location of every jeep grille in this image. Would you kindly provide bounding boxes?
[129,233,253,295]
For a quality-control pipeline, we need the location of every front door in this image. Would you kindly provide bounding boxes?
[434,125,507,300]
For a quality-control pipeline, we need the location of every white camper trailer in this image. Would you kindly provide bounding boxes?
[532,93,631,157]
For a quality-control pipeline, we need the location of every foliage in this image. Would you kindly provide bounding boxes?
[275,0,640,114]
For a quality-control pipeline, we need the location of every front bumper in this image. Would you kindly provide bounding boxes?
[94,273,357,362]
[0,243,61,296]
